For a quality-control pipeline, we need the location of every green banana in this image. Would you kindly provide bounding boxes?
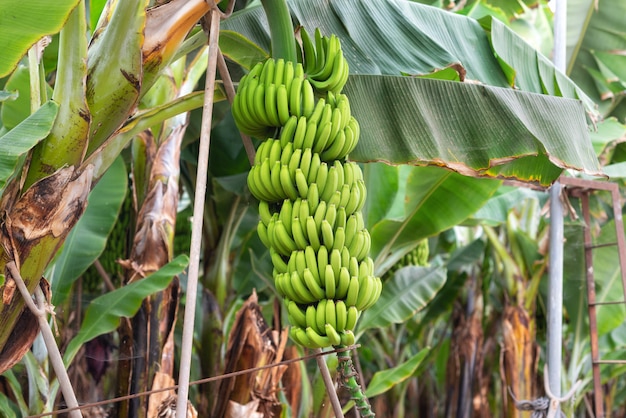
[321,219,334,249]
[301,79,315,118]
[346,276,360,307]
[289,76,304,117]
[276,84,290,125]
[340,330,355,346]
[307,183,320,213]
[265,83,281,126]
[336,267,351,299]
[271,247,288,274]
[305,246,320,282]
[306,215,321,251]
[287,299,307,328]
[345,305,359,330]
[304,268,325,300]
[291,270,318,304]
[273,58,285,87]
[260,58,275,87]
[330,249,342,278]
[306,326,331,349]
[325,264,336,299]
[325,323,341,346]
[306,305,322,334]
[290,326,315,349]
[316,299,327,332]
[335,300,347,331]
[257,221,271,249]
[317,245,329,283]
[283,60,295,93]
[355,274,373,310]
[280,116,298,148]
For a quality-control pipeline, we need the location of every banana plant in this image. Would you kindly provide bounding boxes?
[0,0,214,364]
[0,0,613,416]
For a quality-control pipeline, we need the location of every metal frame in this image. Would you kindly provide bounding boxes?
[560,176,626,418]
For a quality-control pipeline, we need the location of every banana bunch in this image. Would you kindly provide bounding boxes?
[233,29,382,349]
[383,239,430,281]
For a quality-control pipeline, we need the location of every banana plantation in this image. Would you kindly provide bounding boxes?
[1,0,625,417]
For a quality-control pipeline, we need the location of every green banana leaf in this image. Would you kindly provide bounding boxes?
[0,100,58,193]
[358,257,447,332]
[566,0,626,119]
[419,239,486,326]
[1,65,54,130]
[63,254,189,365]
[223,0,601,185]
[370,166,501,265]
[0,0,79,77]
[345,75,600,184]
[362,163,401,229]
[365,347,430,398]
[49,156,128,305]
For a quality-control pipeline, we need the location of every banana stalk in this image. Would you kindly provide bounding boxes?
[337,346,375,417]
[261,0,297,63]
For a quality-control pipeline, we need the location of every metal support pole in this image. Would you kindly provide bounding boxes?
[547,0,567,406]
[547,183,563,402]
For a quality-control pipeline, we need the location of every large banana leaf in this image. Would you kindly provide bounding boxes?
[223,0,601,185]
[370,166,501,264]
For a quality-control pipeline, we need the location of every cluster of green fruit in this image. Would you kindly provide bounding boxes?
[233,29,381,349]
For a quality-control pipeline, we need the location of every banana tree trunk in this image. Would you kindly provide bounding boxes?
[444,285,484,418]
[0,166,92,366]
[501,305,537,418]
[116,120,186,416]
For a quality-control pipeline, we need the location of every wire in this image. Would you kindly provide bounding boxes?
[26,345,357,417]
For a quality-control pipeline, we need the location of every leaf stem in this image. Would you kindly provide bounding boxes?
[261,0,297,61]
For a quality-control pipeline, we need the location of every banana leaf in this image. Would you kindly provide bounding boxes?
[0,101,58,194]
[365,347,430,397]
[63,254,189,366]
[0,0,79,77]
[223,0,602,185]
[566,0,626,119]
[358,258,447,331]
